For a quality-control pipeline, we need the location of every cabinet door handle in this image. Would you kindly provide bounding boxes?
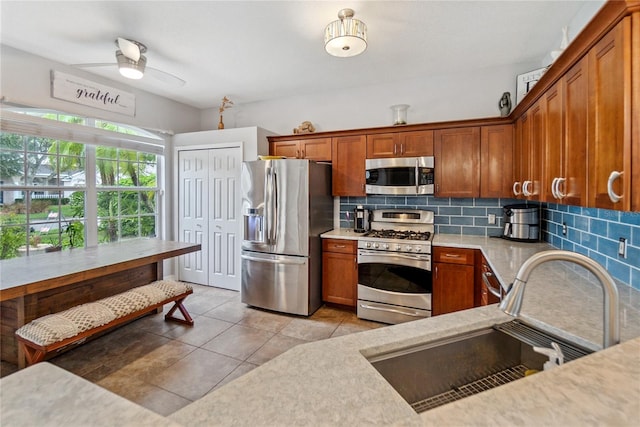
[551,177,559,199]
[333,244,346,249]
[556,177,566,199]
[301,149,305,158]
[607,171,623,203]
[522,180,532,197]
[512,181,521,196]
[400,143,404,155]
[393,144,397,155]
[443,253,462,258]
[354,257,357,270]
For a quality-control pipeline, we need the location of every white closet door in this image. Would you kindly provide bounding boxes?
[178,150,208,285]
[208,147,242,290]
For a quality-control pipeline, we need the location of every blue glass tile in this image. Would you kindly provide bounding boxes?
[552,211,562,223]
[406,196,428,206]
[598,236,619,257]
[434,216,450,225]
[365,196,387,205]
[606,258,631,285]
[590,218,607,236]
[633,227,640,247]
[450,198,475,206]
[475,198,500,206]
[462,207,487,217]
[624,245,640,268]
[557,204,569,212]
[589,250,607,267]
[581,208,598,218]
[574,245,588,256]
[385,196,407,205]
[439,225,462,234]
[574,215,589,231]
[561,239,574,251]
[551,235,562,248]
[562,213,575,228]
[451,216,474,225]
[598,208,619,221]
[631,268,640,290]
[568,205,582,214]
[608,222,631,241]
[439,206,462,216]
[428,197,452,206]
[463,226,486,236]
[568,228,580,243]
[620,211,640,226]
[581,232,597,250]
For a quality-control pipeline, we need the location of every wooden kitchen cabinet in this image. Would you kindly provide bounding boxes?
[332,135,366,196]
[480,124,513,198]
[322,239,358,308]
[270,137,332,161]
[366,130,434,158]
[525,101,544,201]
[432,247,475,316]
[543,58,589,206]
[474,252,501,307]
[434,127,480,198]
[588,17,632,211]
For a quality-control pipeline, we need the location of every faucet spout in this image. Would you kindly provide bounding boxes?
[499,250,620,349]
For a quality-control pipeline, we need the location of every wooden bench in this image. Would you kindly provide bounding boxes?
[15,280,194,366]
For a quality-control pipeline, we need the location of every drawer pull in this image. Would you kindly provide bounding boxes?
[333,244,346,249]
[443,253,462,258]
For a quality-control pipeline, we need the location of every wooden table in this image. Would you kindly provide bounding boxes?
[0,239,200,367]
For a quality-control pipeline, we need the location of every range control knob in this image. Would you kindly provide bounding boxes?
[395,245,402,251]
[374,243,380,249]
[383,244,390,250]
[416,246,422,252]
[406,246,412,252]
[366,242,372,248]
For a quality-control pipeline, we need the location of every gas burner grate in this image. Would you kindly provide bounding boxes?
[365,230,432,241]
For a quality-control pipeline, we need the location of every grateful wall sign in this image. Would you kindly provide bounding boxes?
[51,70,136,116]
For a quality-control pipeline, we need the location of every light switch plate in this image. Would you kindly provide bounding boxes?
[488,214,496,224]
[618,238,627,258]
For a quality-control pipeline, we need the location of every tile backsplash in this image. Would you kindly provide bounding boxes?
[339,197,640,289]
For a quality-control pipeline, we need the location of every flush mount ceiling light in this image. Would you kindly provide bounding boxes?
[324,8,367,58]
[115,38,147,80]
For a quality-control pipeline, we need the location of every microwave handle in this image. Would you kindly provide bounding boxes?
[415,157,419,194]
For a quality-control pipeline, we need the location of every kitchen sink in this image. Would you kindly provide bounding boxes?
[367,320,592,413]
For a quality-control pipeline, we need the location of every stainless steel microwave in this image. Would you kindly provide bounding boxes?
[365,156,435,195]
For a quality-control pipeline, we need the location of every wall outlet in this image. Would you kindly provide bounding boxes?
[488,214,496,224]
[618,237,627,258]
[562,222,567,236]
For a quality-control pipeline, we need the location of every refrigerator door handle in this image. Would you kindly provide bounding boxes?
[272,170,278,245]
[241,254,306,265]
[265,166,275,245]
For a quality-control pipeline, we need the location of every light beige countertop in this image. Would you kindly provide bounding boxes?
[3,232,639,426]
[0,362,181,427]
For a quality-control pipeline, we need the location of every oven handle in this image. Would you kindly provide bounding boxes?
[359,303,424,317]
[358,249,430,262]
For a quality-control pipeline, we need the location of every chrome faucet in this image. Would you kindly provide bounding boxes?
[499,250,620,349]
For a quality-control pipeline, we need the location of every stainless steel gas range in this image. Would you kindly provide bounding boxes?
[357,209,434,324]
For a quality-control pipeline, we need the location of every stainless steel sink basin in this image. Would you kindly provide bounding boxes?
[367,320,592,413]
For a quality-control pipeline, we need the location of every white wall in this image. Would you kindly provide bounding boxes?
[0,45,201,134]
[200,60,540,136]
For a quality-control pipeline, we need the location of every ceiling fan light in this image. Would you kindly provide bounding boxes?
[324,8,367,58]
[116,51,146,79]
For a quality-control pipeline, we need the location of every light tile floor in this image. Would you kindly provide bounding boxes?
[1,284,383,416]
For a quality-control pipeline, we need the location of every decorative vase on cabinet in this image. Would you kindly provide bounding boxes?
[218,115,224,130]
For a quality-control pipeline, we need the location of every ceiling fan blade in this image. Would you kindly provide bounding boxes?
[73,63,117,69]
[117,37,140,62]
[145,67,186,87]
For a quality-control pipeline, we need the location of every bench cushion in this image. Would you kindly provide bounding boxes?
[15,280,192,347]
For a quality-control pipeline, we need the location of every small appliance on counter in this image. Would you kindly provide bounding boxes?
[502,204,540,242]
[354,205,371,233]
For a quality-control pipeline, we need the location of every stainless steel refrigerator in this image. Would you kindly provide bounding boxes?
[241,159,333,316]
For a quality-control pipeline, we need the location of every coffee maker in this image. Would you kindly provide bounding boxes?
[502,204,540,242]
[354,205,371,233]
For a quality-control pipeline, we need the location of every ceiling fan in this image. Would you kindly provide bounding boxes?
[74,37,185,87]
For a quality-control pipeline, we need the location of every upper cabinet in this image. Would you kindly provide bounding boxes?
[367,130,434,158]
[587,17,632,211]
[434,127,480,198]
[270,137,332,161]
[480,124,513,198]
[543,58,588,206]
[332,135,366,196]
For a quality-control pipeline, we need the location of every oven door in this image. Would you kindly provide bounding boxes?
[365,156,434,195]
[357,249,432,324]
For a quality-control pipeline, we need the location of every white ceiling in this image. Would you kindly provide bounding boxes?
[1,1,593,110]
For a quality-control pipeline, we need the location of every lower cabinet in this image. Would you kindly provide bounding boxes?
[432,247,475,316]
[322,239,358,308]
